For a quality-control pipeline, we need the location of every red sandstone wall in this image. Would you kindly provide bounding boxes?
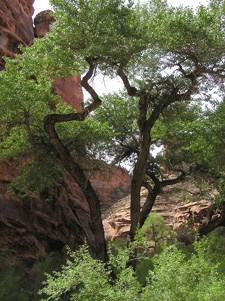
[0,0,34,69]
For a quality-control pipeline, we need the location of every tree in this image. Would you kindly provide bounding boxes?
[0,0,225,264]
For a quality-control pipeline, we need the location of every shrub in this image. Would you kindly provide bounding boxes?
[39,245,141,301]
[40,237,225,301]
[141,238,225,301]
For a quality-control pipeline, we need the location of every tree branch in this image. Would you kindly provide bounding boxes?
[198,202,225,237]
[81,58,102,113]
[140,170,185,228]
[117,66,139,96]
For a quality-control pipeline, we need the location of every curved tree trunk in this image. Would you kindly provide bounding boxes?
[44,115,108,263]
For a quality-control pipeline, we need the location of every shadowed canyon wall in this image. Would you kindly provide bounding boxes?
[0,0,131,262]
[0,159,130,263]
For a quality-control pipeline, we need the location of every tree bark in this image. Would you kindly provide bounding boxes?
[44,115,108,263]
[140,184,161,228]
[140,171,185,228]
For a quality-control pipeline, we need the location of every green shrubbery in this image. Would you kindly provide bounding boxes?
[0,224,224,301]
[39,233,225,301]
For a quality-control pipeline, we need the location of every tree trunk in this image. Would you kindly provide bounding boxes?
[44,116,108,263]
[140,184,161,228]
[130,130,151,240]
[140,171,185,228]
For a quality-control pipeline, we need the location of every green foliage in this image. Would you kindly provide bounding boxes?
[94,93,139,163]
[39,245,141,301]
[151,98,225,175]
[1,237,225,301]
[50,0,148,69]
[214,177,225,206]
[0,53,59,161]
[40,236,225,301]
[55,106,115,159]
[142,241,225,301]
[135,213,174,252]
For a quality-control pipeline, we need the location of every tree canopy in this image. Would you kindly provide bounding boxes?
[0,0,225,262]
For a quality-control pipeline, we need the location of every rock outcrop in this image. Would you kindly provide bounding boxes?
[0,0,34,69]
[0,159,131,263]
[53,76,84,111]
[172,200,214,233]
[103,179,216,241]
[33,10,55,38]
[33,9,84,111]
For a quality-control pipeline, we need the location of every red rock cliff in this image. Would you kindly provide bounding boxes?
[0,0,34,70]
[0,159,130,263]
[33,10,84,111]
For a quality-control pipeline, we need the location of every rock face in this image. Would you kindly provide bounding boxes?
[172,200,214,233]
[33,10,55,38]
[53,76,84,111]
[0,159,131,263]
[103,179,216,241]
[0,0,34,69]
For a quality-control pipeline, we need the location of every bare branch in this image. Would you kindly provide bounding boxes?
[140,170,185,228]
[146,169,185,187]
[117,66,139,96]
[81,58,102,114]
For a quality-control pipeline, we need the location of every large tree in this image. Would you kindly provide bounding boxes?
[0,0,224,263]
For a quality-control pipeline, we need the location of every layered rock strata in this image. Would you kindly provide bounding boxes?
[0,159,131,263]
[103,179,217,241]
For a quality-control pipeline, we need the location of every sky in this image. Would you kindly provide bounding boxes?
[33,0,208,16]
